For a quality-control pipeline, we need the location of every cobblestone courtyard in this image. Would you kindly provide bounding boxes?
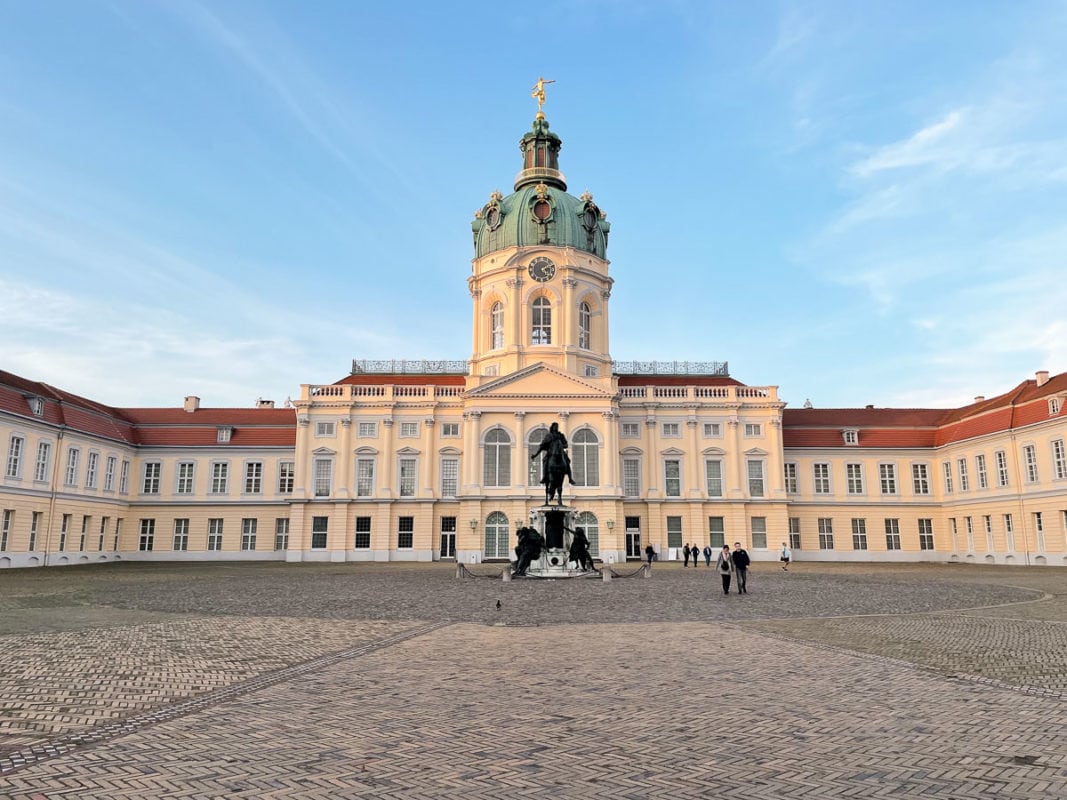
[1,561,1064,798]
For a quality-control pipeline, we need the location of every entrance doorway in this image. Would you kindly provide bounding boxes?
[439,516,456,559]
[625,516,642,560]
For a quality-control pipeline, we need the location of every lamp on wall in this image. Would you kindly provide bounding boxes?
[469,519,479,530]
[606,519,615,530]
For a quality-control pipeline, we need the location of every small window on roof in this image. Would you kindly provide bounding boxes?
[29,397,44,416]
[1051,398,1062,416]
[217,426,233,443]
[843,429,859,446]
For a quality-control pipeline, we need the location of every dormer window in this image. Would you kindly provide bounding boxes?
[843,429,859,446]
[1051,397,1063,416]
[28,396,44,417]
[217,426,233,443]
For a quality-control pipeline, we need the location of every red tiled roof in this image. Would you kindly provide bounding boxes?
[617,375,744,387]
[336,374,466,386]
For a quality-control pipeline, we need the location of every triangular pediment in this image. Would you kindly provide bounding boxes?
[467,363,613,399]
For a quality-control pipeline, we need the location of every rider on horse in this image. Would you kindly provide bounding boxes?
[531,422,574,489]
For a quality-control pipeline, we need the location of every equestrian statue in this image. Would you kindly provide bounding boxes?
[530,422,574,505]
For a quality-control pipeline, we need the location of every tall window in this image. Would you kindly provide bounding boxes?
[527,428,546,485]
[311,517,328,549]
[396,517,414,549]
[784,462,798,493]
[275,518,290,550]
[5,435,23,479]
[98,517,107,550]
[788,518,801,550]
[578,302,591,349]
[942,461,953,493]
[1052,439,1066,480]
[354,516,371,549]
[965,516,974,551]
[113,518,121,550]
[918,518,935,550]
[531,297,551,344]
[1034,512,1045,551]
[85,452,99,489]
[35,442,52,482]
[846,463,864,494]
[244,462,263,494]
[1023,445,1038,483]
[483,428,511,487]
[912,463,930,495]
[59,514,70,550]
[142,462,160,494]
[751,517,767,548]
[1003,514,1015,550]
[490,302,504,349]
[851,518,868,550]
[241,518,257,551]
[176,462,195,494]
[747,460,765,497]
[995,450,1009,487]
[575,511,600,556]
[984,515,994,551]
[173,519,189,551]
[879,463,897,495]
[666,516,683,548]
[813,463,831,494]
[399,457,417,497]
[356,457,375,497]
[706,459,723,497]
[484,511,509,559]
[278,461,295,493]
[211,462,229,494]
[138,519,155,551]
[957,458,970,492]
[709,516,725,548]
[623,457,641,497]
[440,457,458,497]
[975,453,988,489]
[313,459,332,497]
[884,518,901,550]
[664,459,681,497]
[29,511,41,551]
[818,518,834,550]
[65,447,80,487]
[1,510,11,551]
[571,429,599,487]
[949,518,959,552]
[119,460,130,494]
[208,519,224,551]
[79,516,88,551]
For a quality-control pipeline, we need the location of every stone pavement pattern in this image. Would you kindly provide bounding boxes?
[0,562,1065,798]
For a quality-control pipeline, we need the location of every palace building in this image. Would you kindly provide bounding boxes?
[2,108,1066,569]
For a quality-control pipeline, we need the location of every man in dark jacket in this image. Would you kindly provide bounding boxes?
[732,541,751,593]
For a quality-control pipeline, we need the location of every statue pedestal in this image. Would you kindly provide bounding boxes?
[519,504,598,579]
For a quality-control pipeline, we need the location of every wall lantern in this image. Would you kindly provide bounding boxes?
[469,519,479,530]
[605,519,616,530]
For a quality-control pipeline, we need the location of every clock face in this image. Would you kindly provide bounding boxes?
[528,257,556,282]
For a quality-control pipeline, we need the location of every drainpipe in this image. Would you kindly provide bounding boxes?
[43,426,65,567]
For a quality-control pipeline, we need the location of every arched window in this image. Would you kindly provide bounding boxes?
[571,428,600,487]
[483,428,512,487]
[531,297,551,344]
[484,511,510,559]
[575,511,600,557]
[578,302,591,349]
[490,302,504,350]
[527,427,547,485]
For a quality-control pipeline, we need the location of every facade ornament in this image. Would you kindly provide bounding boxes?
[382,419,394,427]
[534,182,549,200]
[340,418,351,427]
[601,289,611,300]
[423,419,436,427]
[562,277,578,288]
[579,190,593,202]
[297,415,310,426]
[490,189,503,203]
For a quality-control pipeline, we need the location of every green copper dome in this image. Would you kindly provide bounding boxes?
[472,116,610,260]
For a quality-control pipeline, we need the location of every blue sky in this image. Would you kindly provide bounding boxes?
[2,1,1065,410]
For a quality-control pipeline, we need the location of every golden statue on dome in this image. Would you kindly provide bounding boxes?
[531,76,555,118]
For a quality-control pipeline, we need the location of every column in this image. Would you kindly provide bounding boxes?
[514,411,527,488]
[335,417,352,498]
[727,414,744,499]
[380,418,395,499]
[463,411,482,493]
[422,418,436,497]
[686,414,701,498]
[601,410,619,494]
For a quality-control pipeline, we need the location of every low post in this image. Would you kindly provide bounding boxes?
[643,562,652,578]
[502,568,512,582]
[602,566,612,582]
[455,562,464,580]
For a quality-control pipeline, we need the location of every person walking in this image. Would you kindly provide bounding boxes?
[645,543,655,565]
[780,542,792,571]
[702,544,712,566]
[683,543,692,567]
[732,541,751,594]
[715,545,733,595]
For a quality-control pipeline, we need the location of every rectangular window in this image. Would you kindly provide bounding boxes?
[441,422,460,437]
[244,462,263,494]
[965,516,974,551]
[662,422,680,437]
[621,422,640,438]
[950,517,959,552]
[314,459,332,497]
[1052,439,1066,480]
[397,516,414,549]
[142,462,161,494]
[354,457,375,497]
[274,518,289,550]
[399,458,417,497]
[176,461,195,494]
[241,518,257,551]
[846,463,864,495]
[851,518,868,550]
[211,462,229,494]
[911,463,930,495]
[278,461,295,493]
[747,460,765,497]
[884,518,901,550]
[942,461,953,493]
[751,517,767,549]
[311,516,328,549]
[975,454,988,489]
[666,516,683,548]
[216,427,232,443]
[788,517,801,550]
[664,459,681,497]
[708,516,725,548]
[173,519,189,551]
[113,518,121,550]
[354,516,371,549]
[705,459,723,497]
[813,463,831,494]
[957,458,970,492]
[703,422,722,438]
[818,518,834,550]
[59,513,70,551]
[995,450,1009,487]
[623,457,641,497]
[1003,514,1015,551]
[1023,445,1038,483]
[35,442,52,482]
[984,515,994,552]
[207,518,224,551]
[65,447,80,487]
[784,462,798,494]
[79,515,88,551]
[744,423,762,437]
[918,518,935,551]
[98,516,108,551]
[400,422,419,438]
[315,421,336,437]
[29,511,41,551]
[85,452,99,489]
[879,463,897,495]
[843,429,858,445]
[0,510,12,551]
[1034,512,1045,552]
[358,422,377,438]
[138,519,155,551]
[440,458,458,497]
[120,460,130,494]
[5,435,24,478]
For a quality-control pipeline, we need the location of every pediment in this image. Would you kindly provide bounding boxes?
[354,446,378,455]
[439,446,462,456]
[660,447,686,456]
[396,446,421,456]
[702,447,727,456]
[744,447,769,456]
[312,447,336,456]
[466,363,613,399]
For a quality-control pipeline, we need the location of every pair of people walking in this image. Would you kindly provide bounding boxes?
[714,542,750,595]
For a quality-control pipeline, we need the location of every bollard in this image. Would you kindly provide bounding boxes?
[502,568,511,582]
[643,562,652,578]
[602,567,612,582]
[455,562,464,580]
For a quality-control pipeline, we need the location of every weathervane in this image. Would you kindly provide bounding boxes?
[531,76,555,118]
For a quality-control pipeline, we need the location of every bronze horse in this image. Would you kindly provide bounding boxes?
[531,422,574,506]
